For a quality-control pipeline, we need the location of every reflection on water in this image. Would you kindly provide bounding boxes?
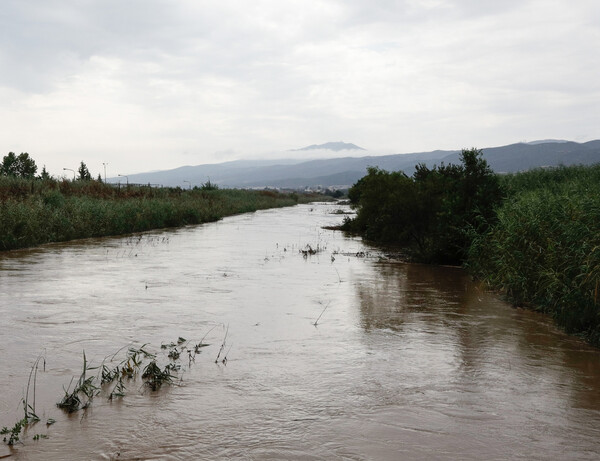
[1,203,599,460]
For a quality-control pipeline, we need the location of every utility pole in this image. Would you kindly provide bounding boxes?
[103,163,108,183]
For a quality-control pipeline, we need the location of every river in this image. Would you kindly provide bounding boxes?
[1,202,599,460]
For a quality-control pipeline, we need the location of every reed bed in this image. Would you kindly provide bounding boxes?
[468,165,600,345]
[0,177,313,251]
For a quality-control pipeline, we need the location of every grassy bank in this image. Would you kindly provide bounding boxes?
[0,177,313,251]
[468,165,600,345]
[344,156,600,345]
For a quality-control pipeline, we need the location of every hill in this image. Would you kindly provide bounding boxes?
[109,140,600,189]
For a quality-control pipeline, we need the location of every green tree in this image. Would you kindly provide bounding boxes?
[344,148,503,264]
[39,165,51,180]
[0,152,38,178]
[78,161,92,181]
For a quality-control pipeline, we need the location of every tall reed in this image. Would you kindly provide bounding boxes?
[0,177,315,251]
[468,165,600,345]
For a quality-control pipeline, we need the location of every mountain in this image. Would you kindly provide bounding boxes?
[526,139,569,145]
[292,142,365,151]
[108,140,600,189]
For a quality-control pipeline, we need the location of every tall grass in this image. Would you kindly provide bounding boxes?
[468,165,600,345]
[0,178,312,251]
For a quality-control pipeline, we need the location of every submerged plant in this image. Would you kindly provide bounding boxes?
[108,377,126,400]
[4,334,215,448]
[22,353,46,424]
[168,348,181,360]
[142,361,174,391]
[101,364,119,385]
[1,418,27,445]
[57,352,99,413]
[300,244,324,257]
[215,324,229,364]
[1,352,47,446]
[313,301,331,326]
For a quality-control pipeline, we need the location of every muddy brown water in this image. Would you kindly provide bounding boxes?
[1,203,599,460]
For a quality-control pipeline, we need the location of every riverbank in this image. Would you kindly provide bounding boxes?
[468,165,600,346]
[343,156,600,346]
[0,176,320,251]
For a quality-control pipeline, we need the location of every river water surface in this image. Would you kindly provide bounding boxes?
[1,203,600,460]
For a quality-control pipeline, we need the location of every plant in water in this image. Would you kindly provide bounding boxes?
[101,364,119,384]
[119,344,154,379]
[1,418,27,445]
[313,301,331,326]
[23,352,45,424]
[1,352,47,446]
[215,324,229,364]
[142,361,174,391]
[57,351,99,413]
[300,244,324,257]
[168,348,181,360]
[108,376,127,401]
[99,344,156,399]
[193,325,216,355]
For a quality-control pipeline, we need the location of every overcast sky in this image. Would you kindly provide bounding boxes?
[1,0,599,177]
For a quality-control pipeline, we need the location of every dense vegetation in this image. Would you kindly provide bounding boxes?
[345,152,600,345]
[343,148,503,264]
[0,152,313,251]
[468,165,600,345]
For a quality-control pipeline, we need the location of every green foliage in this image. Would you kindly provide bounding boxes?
[57,351,99,413]
[0,175,308,251]
[77,161,92,181]
[468,165,600,345]
[1,152,37,178]
[1,418,27,445]
[199,179,219,190]
[142,361,174,390]
[39,165,51,180]
[344,148,502,264]
[347,155,600,344]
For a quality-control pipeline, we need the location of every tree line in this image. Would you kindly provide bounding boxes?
[0,152,98,181]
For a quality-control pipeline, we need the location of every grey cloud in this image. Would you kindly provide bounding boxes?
[0,1,339,93]
[0,0,598,175]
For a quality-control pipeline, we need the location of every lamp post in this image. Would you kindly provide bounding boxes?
[183,180,191,190]
[63,168,76,180]
[118,174,129,186]
[102,163,108,183]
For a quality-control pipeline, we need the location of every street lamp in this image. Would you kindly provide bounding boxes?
[102,163,108,183]
[118,174,129,186]
[63,168,76,180]
[183,180,191,190]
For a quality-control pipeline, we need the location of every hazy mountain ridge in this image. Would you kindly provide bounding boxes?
[292,141,365,151]
[111,141,600,189]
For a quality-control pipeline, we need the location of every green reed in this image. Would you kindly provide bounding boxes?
[468,165,600,345]
[0,177,317,251]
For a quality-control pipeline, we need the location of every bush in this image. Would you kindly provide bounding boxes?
[344,148,502,264]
